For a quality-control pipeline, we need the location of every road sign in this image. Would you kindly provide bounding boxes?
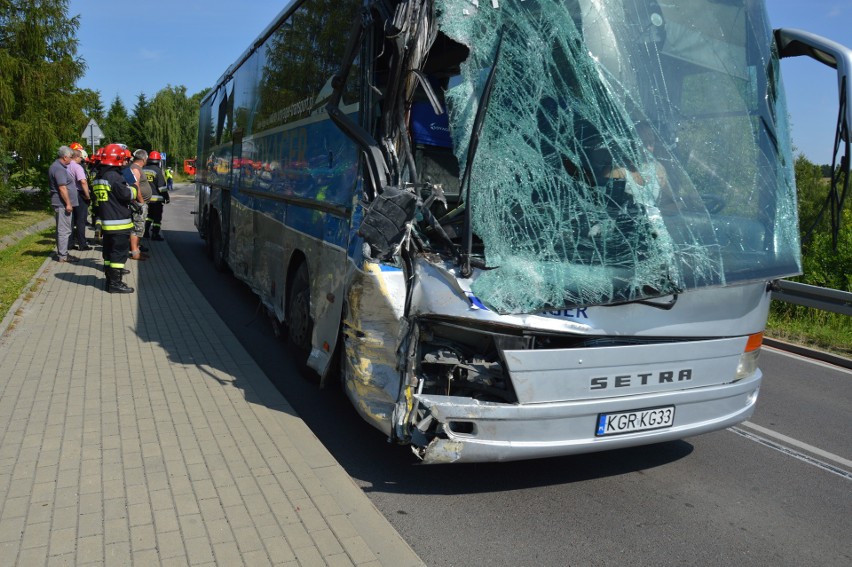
[81,118,104,150]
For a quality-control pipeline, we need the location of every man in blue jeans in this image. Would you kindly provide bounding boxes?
[48,146,79,263]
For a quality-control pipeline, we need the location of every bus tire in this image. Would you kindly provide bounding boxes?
[287,262,315,377]
[207,216,227,273]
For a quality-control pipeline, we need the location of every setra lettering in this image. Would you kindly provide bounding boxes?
[590,369,693,390]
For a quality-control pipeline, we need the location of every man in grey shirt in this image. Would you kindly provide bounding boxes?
[48,146,79,262]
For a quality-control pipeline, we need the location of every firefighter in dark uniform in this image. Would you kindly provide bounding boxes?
[143,150,169,240]
[89,147,104,242]
[90,144,136,294]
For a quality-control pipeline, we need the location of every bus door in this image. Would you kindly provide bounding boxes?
[216,82,251,279]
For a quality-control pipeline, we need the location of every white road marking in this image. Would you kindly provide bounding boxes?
[764,345,852,375]
[729,421,852,481]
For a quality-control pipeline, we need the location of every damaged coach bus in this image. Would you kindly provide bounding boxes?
[195,0,852,463]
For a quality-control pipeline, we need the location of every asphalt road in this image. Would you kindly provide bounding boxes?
[164,183,852,566]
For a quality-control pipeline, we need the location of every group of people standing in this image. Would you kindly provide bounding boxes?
[48,143,173,294]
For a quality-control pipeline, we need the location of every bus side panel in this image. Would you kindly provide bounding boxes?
[229,112,361,378]
[229,195,254,279]
[282,204,351,377]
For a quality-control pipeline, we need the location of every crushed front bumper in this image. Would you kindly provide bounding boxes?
[412,372,761,464]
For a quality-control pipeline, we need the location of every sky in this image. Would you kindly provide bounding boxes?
[71,1,851,165]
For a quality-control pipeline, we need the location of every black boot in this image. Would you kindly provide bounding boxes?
[107,267,134,294]
[143,220,151,238]
[104,266,111,292]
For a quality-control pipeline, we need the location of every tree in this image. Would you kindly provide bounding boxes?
[102,95,131,145]
[795,154,829,241]
[794,154,852,291]
[146,85,204,168]
[129,92,151,151]
[0,0,86,166]
[78,87,105,124]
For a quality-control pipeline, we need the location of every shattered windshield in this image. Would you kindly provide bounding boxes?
[432,0,800,314]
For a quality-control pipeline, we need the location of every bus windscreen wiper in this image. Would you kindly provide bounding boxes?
[460,32,504,278]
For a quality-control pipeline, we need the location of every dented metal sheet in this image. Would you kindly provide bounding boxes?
[412,375,761,463]
[341,262,408,435]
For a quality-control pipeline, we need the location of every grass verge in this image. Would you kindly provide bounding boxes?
[766,303,852,359]
[0,210,52,239]
[0,228,55,323]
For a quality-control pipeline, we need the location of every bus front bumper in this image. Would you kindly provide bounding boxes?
[411,372,761,464]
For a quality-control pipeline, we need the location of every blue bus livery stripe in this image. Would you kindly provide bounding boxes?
[231,190,350,249]
[466,292,490,311]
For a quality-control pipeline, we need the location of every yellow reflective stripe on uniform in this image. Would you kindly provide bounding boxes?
[102,223,133,231]
[149,195,165,201]
[102,219,133,231]
[130,186,138,201]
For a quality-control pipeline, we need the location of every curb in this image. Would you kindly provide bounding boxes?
[0,217,55,339]
[764,337,852,370]
[0,217,54,253]
[0,255,52,339]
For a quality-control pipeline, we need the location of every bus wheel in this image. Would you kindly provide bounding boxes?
[208,217,227,272]
[204,216,214,260]
[287,263,314,374]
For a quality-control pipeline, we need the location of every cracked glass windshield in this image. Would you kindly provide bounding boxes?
[433,0,800,314]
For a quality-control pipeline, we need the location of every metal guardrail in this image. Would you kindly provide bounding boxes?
[767,280,852,369]
[770,280,852,316]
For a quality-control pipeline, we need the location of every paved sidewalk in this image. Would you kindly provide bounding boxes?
[0,232,423,565]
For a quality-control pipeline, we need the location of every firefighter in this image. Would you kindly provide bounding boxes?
[143,150,169,241]
[89,147,105,242]
[90,144,136,294]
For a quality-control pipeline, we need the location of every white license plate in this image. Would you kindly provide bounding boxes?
[596,406,675,436]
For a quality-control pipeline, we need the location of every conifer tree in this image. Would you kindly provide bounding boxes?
[129,92,151,151]
[79,88,106,124]
[103,95,131,145]
[0,0,85,165]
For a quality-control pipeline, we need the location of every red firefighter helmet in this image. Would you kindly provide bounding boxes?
[69,142,84,151]
[148,150,162,162]
[100,143,131,167]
